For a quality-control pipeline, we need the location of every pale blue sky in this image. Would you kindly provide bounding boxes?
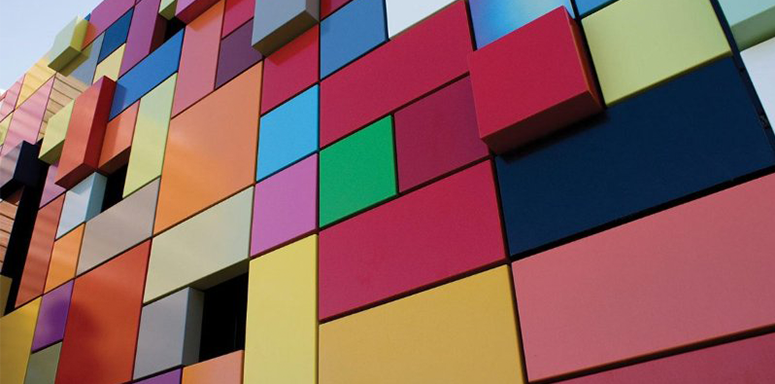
[0,0,104,92]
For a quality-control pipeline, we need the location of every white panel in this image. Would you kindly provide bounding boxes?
[742,36,775,133]
[386,0,456,38]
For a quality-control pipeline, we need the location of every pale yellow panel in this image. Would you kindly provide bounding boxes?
[17,59,56,108]
[0,298,41,384]
[0,113,13,146]
[244,235,317,384]
[93,45,126,83]
[39,100,74,164]
[320,266,525,384]
[583,0,731,105]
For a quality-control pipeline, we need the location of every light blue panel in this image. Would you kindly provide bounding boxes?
[576,0,618,17]
[56,173,107,239]
[257,86,319,181]
[320,0,387,78]
[70,34,105,85]
[469,0,575,48]
[109,30,184,119]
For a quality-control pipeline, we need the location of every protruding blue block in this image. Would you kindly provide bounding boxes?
[469,0,575,48]
[320,0,387,78]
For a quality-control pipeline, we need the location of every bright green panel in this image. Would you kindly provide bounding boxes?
[718,0,775,50]
[583,0,730,105]
[319,116,396,227]
[160,0,178,20]
[24,343,62,384]
[39,101,75,164]
[123,74,177,197]
[48,17,88,71]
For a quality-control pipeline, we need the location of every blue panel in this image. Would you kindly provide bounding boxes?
[256,86,319,181]
[99,9,133,62]
[70,34,104,85]
[109,30,184,119]
[57,173,107,238]
[469,0,574,48]
[575,0,618,17]
[496,58,775,256]
[320,0,387,78]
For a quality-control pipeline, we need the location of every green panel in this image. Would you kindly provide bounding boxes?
[24,343,62,384]
[583,0,731,105]
[718,0,775,50]
[39,101,75,164]
[48,17,88,72]
[160,0,178,20]
[123,74,177,197]
[319,116,396,227]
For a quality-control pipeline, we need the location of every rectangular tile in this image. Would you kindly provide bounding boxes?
[215,20,262,88]
[97,99,137,173]
[120,0,167,76]
[31,281,73,351]
[0,299,41,384]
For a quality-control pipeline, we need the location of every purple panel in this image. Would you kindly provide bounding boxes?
[251,154,317,256]
[135,369,182,384]
[215,19,262,88]
[85,0,136,46]
[40,162,67,208]
[119,0,166,76]
[0,78,54,159]
[32,281,74,351]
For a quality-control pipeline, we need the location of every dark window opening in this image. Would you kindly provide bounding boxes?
[198,273,248,361]
[101,165,127,212]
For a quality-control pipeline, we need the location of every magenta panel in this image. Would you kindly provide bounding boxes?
[319,161,505,320]
[85,0,136,46]
[222,0,254,37]
[514,173,775,381]
[394,77,489,192]
[216,19,262,88]
[251,154,317,256]
[119,0,166,76]
[31,281,74,351]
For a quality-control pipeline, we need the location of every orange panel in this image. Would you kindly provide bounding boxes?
[172,0,225,116]
[154,63,261,234]
[44,224,84,293]
[182,351,243,384]
[55,241,150,384]
[15,195,65,307]
[99,102,139,173]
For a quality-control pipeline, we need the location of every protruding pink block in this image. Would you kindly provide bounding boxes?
[319,161,505,320]
[514,173,775,381]
[120,0,167,76]
[1,78,54,159]
[176,0,221,23]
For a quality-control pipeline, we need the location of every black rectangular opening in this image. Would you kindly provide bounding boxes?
[198,273,248,361]
[101,164,127,212]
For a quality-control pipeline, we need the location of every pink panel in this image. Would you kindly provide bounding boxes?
[561,333,775,384]
[40,162,67,208]
[84,0,136,46]
[514,173,775,381]
[119,0,167,76]
[319,1,472,147]
[222,0,254,37]
[319,161,505,320]
[1,78,54,159]
[251,154,317,256]
[394,77,488,192]
[0,77,23,121]
[176,0,220,23]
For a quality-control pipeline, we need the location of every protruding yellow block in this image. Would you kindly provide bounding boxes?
[0,113,13,146]
[244,235,317,384]
[0,298,41,384]
[320,266,525,384]
[48,17,89,72]
[124,74,176,197]
[93,45,126,83]
[583,0,731,105]
[39,100,75,164]
[17,59,56,108]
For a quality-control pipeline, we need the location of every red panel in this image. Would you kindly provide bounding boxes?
[561,333,775,384]
[56,241,150,384]
[176,0,221,24]
[319,161,504,320]
[260,25,319,115]
[99,102,139,173]
[513,173,775,381]
[56,78,116,189]
[15,195,65,307]
[319,1,471,147]
[468,7,602,154]
[172,0,225,116]
[84,0,136,46]
[394,77,489,192]
[321,0,353,18]
[119,0,167,76]
[222,0,254,37]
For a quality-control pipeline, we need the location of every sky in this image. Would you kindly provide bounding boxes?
[0,0,104,93]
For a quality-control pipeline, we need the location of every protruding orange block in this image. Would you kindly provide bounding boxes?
[99,102,139,173]
[44,224,84,293]
[182,351,243,384]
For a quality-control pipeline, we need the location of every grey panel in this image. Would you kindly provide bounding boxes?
[77,179,159,275]
[252,0,319,55]
[24,343,62,384]
[133,288,204,380]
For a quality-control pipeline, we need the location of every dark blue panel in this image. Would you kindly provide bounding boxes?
[320,0,387,78]
[99,9,134,62]
[109,30,184,119]
[496,58,775,256]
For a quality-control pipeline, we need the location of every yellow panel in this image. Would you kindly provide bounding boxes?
[319,266,525,384]
[244,235,317,384]
[93,45,126,83]
[0,275,11,314]
[39,100,75,164]
[17,59,56,108]
[0,298,41,384]
[0,113,13,146]
[583,0,731,105]
[124,74,176,197]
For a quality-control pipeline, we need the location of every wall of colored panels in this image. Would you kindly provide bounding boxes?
[1,0,775,383]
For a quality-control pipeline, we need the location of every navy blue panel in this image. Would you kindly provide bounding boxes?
[99,9,133,62]
[496,58,775,257]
